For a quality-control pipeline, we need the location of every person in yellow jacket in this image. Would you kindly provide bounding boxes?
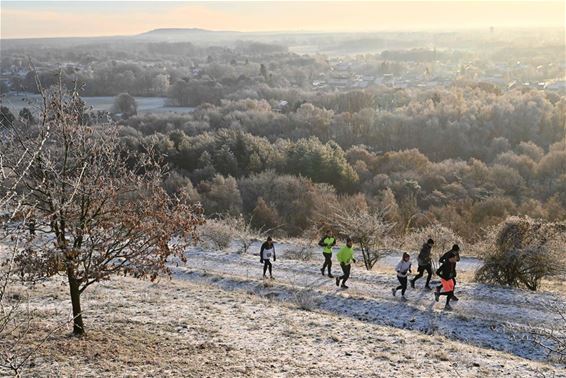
[335,237,356,289]
[318,231,337,278]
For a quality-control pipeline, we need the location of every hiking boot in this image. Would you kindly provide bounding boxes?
[444,304,453,311]
[451,295,459,302]
[392,288,396,297]
[341,284,349,289]
[410,280,415,289]
[425,285,433,291]
[328,273,334,278]
[336,277,341,287]
[401,295,408,302]
[321,268,325,276]
[270,276,274,280]
[434,292,440,302]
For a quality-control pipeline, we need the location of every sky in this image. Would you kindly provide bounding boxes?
[1,1,564,39]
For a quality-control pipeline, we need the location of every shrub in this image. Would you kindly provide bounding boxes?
[475,217,566,291]
[524,301,566,362]
[223,215,264,254]
[112,93,137,118]
[199,220,235,250]
[293,289,319,311]
[285,242,315,262]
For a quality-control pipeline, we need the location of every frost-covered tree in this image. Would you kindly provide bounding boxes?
[3,87,204,335]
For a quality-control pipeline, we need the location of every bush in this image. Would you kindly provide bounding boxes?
[112,93,137,118]
[475,217,566,291]
[293,289,319,311]
[199,220,235,250]
[525,301,566,362]
[223,215,264,254]
[285,243,315,262]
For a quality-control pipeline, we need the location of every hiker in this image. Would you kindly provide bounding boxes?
[434,251,458,310]
[335,237,356,289]
[318,230,337,278]
[411,238,434,290]
[436,244,460,301]
[392,252,412,301]
[260,236,276,279]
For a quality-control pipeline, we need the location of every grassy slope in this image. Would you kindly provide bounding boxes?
[2,275,563,377]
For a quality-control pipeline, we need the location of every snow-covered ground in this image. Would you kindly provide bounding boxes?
[177,241,565,363]
[1,240,565,377]
[0,92,195,114]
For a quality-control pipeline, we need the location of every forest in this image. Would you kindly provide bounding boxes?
[1,10,565,374]
[1,30,565,244]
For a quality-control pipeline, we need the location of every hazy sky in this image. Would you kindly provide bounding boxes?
[1,1,564,39]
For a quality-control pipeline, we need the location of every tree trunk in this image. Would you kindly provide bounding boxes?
[361,245,370,270]
[66,269,85,335]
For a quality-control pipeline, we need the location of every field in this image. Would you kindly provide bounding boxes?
[0,92,195,114]
[2,242,565,377]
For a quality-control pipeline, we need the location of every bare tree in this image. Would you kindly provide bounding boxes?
[326,202,395,270]
[2,86,204,335]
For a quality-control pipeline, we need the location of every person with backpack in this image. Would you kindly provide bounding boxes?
[436,244,461,301]
[318,230,337,278]
[434,251,458,310]
[260,236,276,279]
[411,238,434,290]
[392,252,412,301]
[335,237,356,289]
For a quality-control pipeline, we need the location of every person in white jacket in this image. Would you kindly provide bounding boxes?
[392,252,412,301]
[260,236,276,279]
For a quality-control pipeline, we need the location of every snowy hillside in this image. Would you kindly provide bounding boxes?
[3,241,565,377]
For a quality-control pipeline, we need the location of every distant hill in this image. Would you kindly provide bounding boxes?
[136,28,242,42]
[140,28,236,35]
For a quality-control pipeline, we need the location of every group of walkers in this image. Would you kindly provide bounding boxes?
[259,232,461,311]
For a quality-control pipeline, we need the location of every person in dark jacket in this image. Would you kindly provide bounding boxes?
[434,252,458,310]
[392,252,412,300]
[260,236,276,279]
[318,231,337,278]
[410,238,434,290]
[436,244,461,301]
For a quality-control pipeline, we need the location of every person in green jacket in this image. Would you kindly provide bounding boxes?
[318,231,337,278]
[335,237,356,289]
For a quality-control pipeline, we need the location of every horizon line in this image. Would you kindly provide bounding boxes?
[3,25,565,41]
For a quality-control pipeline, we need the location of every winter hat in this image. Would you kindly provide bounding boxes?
[427,238,434,245]
[452,244,460,251]
[403,252,410,260]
